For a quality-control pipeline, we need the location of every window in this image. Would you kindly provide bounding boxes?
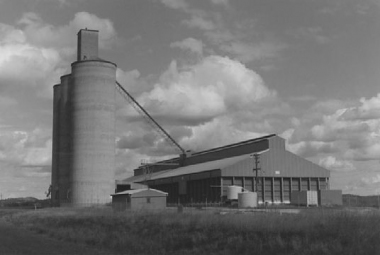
[146,197,151,203]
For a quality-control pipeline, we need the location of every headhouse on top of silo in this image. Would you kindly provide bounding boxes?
[117,134,330,205]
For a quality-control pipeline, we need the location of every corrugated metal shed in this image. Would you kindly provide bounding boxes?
[117,134,333,205]
[112,188,168,211]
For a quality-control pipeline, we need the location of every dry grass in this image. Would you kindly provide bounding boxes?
[5,207,380,255]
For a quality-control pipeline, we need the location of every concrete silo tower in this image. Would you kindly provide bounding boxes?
[51,84,61,206]
[69,29,117,205]
[51,29,116,206]
[58,74,71,205]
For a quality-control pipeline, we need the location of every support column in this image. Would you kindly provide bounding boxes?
[262,177,265,203]
[272,177,275,203]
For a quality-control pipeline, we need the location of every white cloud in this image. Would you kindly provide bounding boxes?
[218,41,287,64]
[183,15,216,31]
[161,1,286,64]
[160,0,189,10]
[210,0,229,7]
[361,174,380,185]
[319,156,355,172]
[115,55,279,161]
[181,117,266,152]
[287,94,380,162]
[170,37,204,56]
[140,55,276,124]
[18,12,117,49]
[0,129,51,167]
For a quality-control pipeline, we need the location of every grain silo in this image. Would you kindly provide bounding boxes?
[51,29,116,206]
[69,29,116,206]
[58,74,71,205]
[51,84,61,206]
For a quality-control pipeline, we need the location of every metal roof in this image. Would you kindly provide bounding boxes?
[123,152,265,183]
[111,188,168,196]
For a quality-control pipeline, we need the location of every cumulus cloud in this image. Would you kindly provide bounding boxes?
[161,0,286,64]
[183,16,216,31]
[18,12,117,49]
[361,174,380,186]
[160,0,189,10]
[140,55,276,125]
[115,55,278,161]
[170,37,204,56]
[0,129,51,166]
[286,94,380,162]
[319,156,355,172]
[210,0,229,7]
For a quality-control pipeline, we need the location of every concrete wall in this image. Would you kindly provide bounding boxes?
[51,84,61,205]
[70,60,116,206]
[77,29,98,61]
[58,74,71,205]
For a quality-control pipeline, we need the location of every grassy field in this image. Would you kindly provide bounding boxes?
[3,207,380,255]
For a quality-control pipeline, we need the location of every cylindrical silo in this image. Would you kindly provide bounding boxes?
[58,74,71,205]
[51,84,61,206]
[70,60,116,206]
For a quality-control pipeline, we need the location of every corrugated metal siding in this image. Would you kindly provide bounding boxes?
[130,196,167,210]
[268,136,286,150]
[260,149,330,178]
[221,149,330,178]
[283,178,291,202]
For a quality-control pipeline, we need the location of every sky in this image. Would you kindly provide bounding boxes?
[0,0,379,199]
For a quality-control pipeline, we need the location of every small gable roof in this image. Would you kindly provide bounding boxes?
[111,188,168,197]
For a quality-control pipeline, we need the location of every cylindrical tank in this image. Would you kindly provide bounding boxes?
[58,74,71,205]
[70,60,116,206]
[51,84,61,206]
[238,192,258,208]
[227,186,244,200]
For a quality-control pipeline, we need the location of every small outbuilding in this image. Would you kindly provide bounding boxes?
[111,188,168,211]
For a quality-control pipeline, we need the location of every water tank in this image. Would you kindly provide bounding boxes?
[238,192,258,208]
[58,74,71,205]
[51,84,61,206]
[227,186,244,200]
[70,59,116,206]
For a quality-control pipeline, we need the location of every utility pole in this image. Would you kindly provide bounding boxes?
[252,154,261,192]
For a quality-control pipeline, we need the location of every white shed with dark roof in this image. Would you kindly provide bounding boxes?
[111,188,168,211]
